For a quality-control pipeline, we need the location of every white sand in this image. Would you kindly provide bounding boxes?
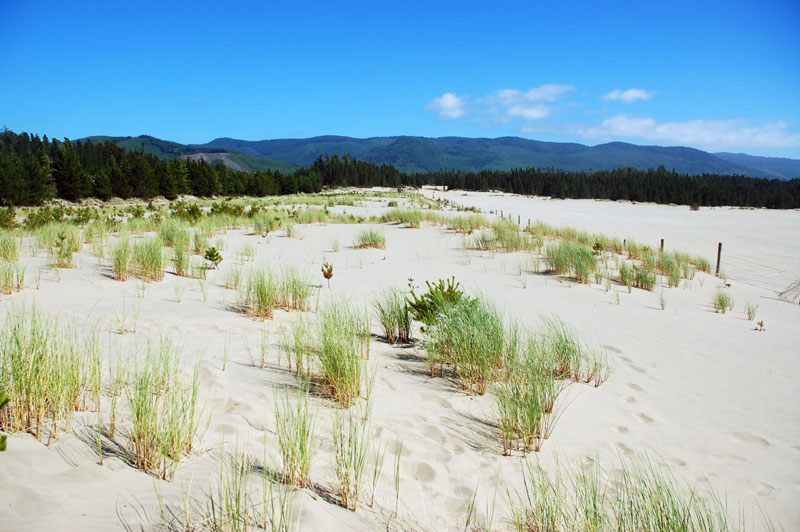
[1,192,798,531]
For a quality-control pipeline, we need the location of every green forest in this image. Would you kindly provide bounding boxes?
[2,130,799,208]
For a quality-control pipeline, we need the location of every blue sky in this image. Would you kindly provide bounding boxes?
[2,1,799,157]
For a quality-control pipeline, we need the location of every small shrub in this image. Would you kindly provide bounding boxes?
[204,246,223,269]
[407,276,467,326]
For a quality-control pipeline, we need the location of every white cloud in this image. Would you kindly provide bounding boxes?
[581,114,800,150]
[604,88,655,103]
[481,84,575,123]
[425,92,466,120]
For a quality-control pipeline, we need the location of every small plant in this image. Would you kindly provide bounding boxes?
[407,276,467,326]
[756,320,765,332]
[713,288,733,313]
[354,228,386,249]
[112,238,132,281]
[331,238,341,253]
[204,246,223,269]
[321,261,334,288]
[745,301,758,321]
[659,291,666,310]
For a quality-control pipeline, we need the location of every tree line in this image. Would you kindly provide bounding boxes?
[1,130,798,208]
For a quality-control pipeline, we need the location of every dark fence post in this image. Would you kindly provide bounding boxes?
[660,238,664,250]
[715,242,723,276]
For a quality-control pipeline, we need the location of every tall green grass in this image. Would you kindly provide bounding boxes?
[316,300,369,407]
[509,455,764,531]
[545,241,597,283]
[713,289,734,313]
[429,298,505,395]
[243,267,312,319]
[131,237,165,282]
[37,223,82,268]
[275,383,315,489]
[0,307,100,443]
[112,238,132,281]
[373,289,412,344]
[0,234,19,262]
[126,338,200,480]
[332,406,371,511]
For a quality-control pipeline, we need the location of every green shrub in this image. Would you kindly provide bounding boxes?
[407,276,467,327]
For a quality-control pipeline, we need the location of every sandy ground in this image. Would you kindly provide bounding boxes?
[0,192,798,531]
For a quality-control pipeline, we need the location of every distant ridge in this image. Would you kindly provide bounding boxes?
[81,134,800,179]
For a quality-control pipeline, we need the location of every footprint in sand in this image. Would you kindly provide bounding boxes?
[420,424,448,445]
[603,345,623,354]
[410,462,437,482]
[750,482,774,496]
[614,442,634,455]
[627,383,643,392]
[732,432,770,447]
[636,412,655,424]
[624,396,637,404]
[615,425,630,434]
[668,458,687,467]
[627,364,646,374]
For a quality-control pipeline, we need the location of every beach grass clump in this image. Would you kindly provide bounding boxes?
[0,262,25,294]
[465,229,498,251]
[172,245,189,276]
[745,301,758,321]
[429,297,505,394]
[380,208,423,228]
[495,370,562,455]
[111,238,132,281]
[282,316,314,376]
[374,289,412,344]
[354,228,386,249]
[0,307,98,443]
[545,241,597,283]
[252,211,282,236]
[0,234,19,262]
[131,237,165,281]
[275,383,315,489]
[193,231,209,254]
[658,252,682,288]
[633,265,656,291]
[508,455,746,532]
[449,214,489,234]
[244,267,278,319]
[493,219,528,252]
[713,288,734,313]
[316,299,369,407]
[37,223,82,268]
[332,407,371,511]
[126,338,200,480]
[277,267,312,311]
[694,255,711,273]
[208,450,257,532]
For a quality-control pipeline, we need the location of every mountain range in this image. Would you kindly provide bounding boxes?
[81,135,800,180]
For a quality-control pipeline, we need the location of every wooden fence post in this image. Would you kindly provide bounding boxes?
[715,243,723,276]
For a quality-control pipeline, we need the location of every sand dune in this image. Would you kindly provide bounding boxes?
[0,191,798,531]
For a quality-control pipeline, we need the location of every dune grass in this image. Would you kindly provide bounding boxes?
[0,307,99,443]
[713,288,734,313]
[111,238,132,281]
[126,338,200,481]
[354,228,386,249]
[243,266,312,319]
[131,237,165,282]
[37,223,82,268]
[545,241,597,284]
[0,234,19,262]
[429,297,505,395]
[332,406,371,511]
[509,455,764,532]
[373,289,412,344]
[316,299,369,407]
[274,382,315,489]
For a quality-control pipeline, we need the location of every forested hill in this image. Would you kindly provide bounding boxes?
[1,130,799,208]
[200,135,800,180]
